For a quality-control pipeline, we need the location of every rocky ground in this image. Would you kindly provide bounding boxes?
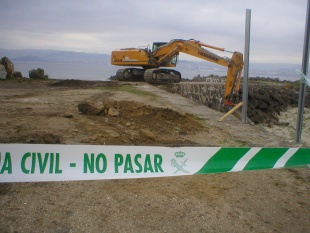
[0,79,309,233]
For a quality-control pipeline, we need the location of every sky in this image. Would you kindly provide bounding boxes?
[0,0,308,64]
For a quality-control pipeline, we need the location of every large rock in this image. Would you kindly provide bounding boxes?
[78,97,121,117]
[0,64,7,80]
[243,86,296,125]
[78,101,106,115]
[0,57,14,78]
[29,68,46,79]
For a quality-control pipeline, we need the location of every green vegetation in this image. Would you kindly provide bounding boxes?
[95,84,158,98]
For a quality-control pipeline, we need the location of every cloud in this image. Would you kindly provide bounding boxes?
[0,0,308,63]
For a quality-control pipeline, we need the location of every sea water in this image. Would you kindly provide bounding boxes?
[13,61,297,81]
[13,61,119,81]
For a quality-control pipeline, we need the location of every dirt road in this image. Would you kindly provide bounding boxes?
[0,79,309,233]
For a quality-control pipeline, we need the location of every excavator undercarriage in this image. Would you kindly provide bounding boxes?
[143,68,181,83]
[116,68,144,81]
[116,68,181,84]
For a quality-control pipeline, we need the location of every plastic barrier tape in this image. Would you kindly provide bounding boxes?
[0,144,309,182]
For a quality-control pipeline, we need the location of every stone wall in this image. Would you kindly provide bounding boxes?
[164,83,226,111]
[162,82,309,125]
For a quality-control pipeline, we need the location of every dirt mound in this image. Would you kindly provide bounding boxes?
[117,101,202,133]
[77,100,204,145]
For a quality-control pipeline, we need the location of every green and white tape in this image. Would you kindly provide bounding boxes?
[296,70,310,86]
[0,144,309,183]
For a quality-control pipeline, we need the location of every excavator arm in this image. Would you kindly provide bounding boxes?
[151,39,244,105]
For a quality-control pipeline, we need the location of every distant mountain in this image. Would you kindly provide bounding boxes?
[0,48,110,64]
[12,56,48,62]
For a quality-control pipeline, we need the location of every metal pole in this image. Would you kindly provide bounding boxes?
[242,9,251,123]
[296,0,310,143]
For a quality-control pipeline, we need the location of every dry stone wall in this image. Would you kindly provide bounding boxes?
[163,83,228,111]
[162,83,309,125]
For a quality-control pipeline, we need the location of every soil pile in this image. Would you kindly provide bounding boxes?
[76,98,204,145]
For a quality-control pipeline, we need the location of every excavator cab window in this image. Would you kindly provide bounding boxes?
[170,55,178,65]
[152,42,167,52]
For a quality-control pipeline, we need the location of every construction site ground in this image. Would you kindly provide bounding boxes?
[0,79,309,233]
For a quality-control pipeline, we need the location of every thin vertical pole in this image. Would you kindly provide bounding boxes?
[242,9,251,123]
[296,0,310,143]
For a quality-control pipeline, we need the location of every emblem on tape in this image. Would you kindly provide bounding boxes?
[171,151,189,174]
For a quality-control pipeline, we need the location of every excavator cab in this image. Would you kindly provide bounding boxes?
[152,42,178,65]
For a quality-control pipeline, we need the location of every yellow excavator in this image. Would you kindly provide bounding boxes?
[111,39,243,105]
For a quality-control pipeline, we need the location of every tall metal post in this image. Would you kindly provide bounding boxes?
[242,9,251,123]
[296,0,310,143]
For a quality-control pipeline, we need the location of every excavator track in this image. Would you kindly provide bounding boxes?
[116,68,144,81]
[144,68,181,84]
